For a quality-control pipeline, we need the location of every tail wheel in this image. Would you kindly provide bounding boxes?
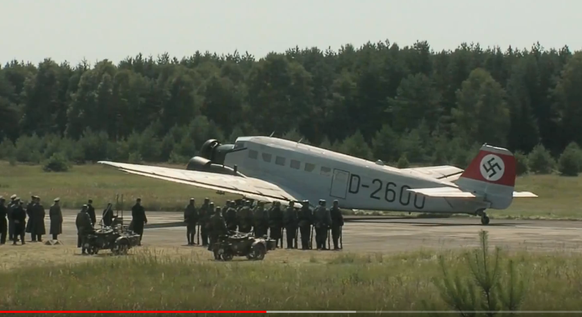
[481,215,490,225]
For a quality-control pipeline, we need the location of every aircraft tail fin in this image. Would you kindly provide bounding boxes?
[455,144,536,209]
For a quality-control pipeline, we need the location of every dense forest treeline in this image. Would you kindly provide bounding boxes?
[1,40,582,174]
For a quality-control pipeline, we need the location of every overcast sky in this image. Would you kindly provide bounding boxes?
[1,0,579,65]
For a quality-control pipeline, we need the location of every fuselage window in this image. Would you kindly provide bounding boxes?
[275,156,286,166]
[262,153,272,162]
[304,163,315,172]
[248,149,258,159]
[320,166,331,175]
[290,159,300,169]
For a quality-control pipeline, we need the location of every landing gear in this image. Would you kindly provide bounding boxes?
[476,209,490,225]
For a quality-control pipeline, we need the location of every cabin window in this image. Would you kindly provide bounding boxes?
[275,156,286,166]
[290,159,300,170]
[304,163,315,172]
[262,153,272,162]
[320,166,331,176]
[248,150,258,159]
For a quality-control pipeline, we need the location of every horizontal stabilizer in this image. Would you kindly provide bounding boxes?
[513,191,538,198]
[406,187,476,198]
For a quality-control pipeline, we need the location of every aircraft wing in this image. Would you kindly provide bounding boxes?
[407,187,538,198]
[97,161,299,204]
[402,165,464,180]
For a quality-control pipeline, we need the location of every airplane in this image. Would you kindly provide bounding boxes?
[98,136,537,225]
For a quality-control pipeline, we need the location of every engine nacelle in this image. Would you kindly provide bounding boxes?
[186,156,245,177]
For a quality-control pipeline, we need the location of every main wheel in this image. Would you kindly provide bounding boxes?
[248,243,266,261]
[481,215,490,225]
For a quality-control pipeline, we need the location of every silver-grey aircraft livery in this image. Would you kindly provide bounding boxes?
[98,136,537,225]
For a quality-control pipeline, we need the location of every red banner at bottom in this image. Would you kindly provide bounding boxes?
[0,311,267,314]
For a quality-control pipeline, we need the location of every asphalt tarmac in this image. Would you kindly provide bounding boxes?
[36,210,582,253]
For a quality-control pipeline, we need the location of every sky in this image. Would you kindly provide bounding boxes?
[1,0,580,65]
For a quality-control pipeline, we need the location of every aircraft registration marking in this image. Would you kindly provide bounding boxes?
[348,174,426,209]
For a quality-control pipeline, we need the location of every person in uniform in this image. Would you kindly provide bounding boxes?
[330,200,344,250]
[87,199,96,227]
[208,206,228,259]
[49,198,63,241]
[198,198,210,246]
[184,198,198,245]
[0,196,7,244]
[75,205,93,254]
[25,195,36,241]
[205,203,215,249]
[252,201,268,237]
[32,196,46,242]
[297,200,313,250]
[131,198,148,245]
[224,201,238,231]
[283,201,298,249]
[8,194,17,242]
[12,199,26,245]
[268,201,284,248]
[313,199,332,250]
[102,203,114,227]
[237,200,253,233]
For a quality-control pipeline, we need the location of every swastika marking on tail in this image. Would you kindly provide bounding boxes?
[479,154,505,181]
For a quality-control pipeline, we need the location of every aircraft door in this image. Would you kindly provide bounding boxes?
[330,169,350,199]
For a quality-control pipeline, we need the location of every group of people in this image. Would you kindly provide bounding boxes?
[183,197,345,251]
[0,195,63,245]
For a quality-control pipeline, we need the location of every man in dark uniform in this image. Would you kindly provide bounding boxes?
[224,201,238,231]
[25,195,35,241]
[12,198,26,245]
[205,203,215,250]
[297,200,313,250]
[208,206,228,259]
[87,199,96,227]
[184,198,198,245]
[131,198,148,245]
[102,203,114,227]
[0,196,7,244]
[198,198,210,246]
[313,199,332,250]
[268,201,284,248]
[237,200,253,233]
[32,196,46,242]
[76,204,93,254]
[330,200,344,250]
[283,201,298,249]
[49,198,63,241]
[252,201,268,237]
[8,194,17,242]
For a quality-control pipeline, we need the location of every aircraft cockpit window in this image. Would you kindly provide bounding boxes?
[262,153,272,162]
[234,141,246,150]
[275,156,286,166]
[248,150,258,159]
[320,166,331,176]
[304,163,315,172]
[290,159,300,169]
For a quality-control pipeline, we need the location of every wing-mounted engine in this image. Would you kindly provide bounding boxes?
[187,139,246,177]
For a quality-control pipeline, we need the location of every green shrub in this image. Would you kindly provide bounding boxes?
[514,151,529,176]
[528,144,555,174]
[397,153,410,168]
[558,142,582,176]
[42,153,71,172]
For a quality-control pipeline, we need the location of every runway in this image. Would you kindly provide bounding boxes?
[29,210,580,253]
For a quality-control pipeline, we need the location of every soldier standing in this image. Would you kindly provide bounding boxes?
[102,203,114,227]
[237,200,253,233]
[87,200,96,227]
[75,205,93,254]
[8,194,18,242]
[25,195,35,241]
[0,197,7,244]
[330,200,344,250]
[297,200,313,250]
[224,201,238,231]
[198,198,210,246]
[184,198,198,245]
[283,201,298,249]
[32,196,46,242]
[131,198,148,245]
[209,206,228,259]
[49,198,63,241]
[252,201,268,237]
[205,203,215,250]
[313,199,332,250]
[268,201,284,248]
[12,199,26,245]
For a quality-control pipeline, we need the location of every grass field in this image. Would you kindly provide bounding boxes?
[0,231,580,314]
[0,161,579,220]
